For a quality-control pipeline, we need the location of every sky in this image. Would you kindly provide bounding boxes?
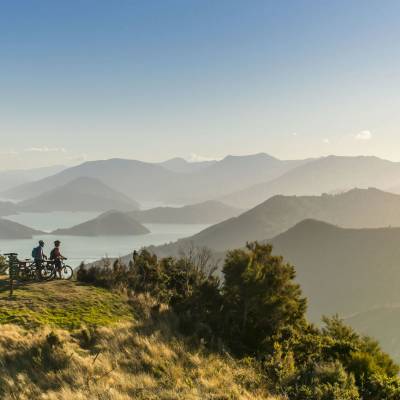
[1,0,400,170]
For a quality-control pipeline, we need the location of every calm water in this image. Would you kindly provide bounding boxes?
[1,212,209,267]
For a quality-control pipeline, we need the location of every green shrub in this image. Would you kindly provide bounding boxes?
[222,242,307,354]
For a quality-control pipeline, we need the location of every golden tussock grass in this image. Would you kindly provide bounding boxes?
[0,281,278,400]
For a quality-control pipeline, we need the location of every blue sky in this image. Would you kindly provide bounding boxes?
[1,0,400,169]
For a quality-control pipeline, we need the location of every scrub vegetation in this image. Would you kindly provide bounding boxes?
[0,242,398,399]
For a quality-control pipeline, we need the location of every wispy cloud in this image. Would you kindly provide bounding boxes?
[24,147,67,153]
[355,130,372,141]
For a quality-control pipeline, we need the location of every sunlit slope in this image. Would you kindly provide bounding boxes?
[0,278,274,400]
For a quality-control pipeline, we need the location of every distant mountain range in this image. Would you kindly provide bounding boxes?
[128,201,242,224]
[3,153,310,204]
[52,211,149,236]
[0,218,43,239]
[149,188,400,255]
[5,154,400,210]
[18,177,140,212]
[222,155,400,208]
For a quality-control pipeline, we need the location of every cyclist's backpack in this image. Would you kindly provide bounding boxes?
[32,246,40,259]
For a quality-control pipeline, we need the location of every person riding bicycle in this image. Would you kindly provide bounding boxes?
[32,240,47,264]
[50,240,67,278]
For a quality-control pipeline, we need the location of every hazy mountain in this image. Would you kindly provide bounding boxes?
[0,165,65,193]
[4,154,309,204]
[0,201,18,217]
[52,211,150,236]
[151,188,400,256]
[4,159,177,201]
[168,153,310,204]
[223,155,400,208]
[19,177,140,212]
[0,218,43,239]
[127,201,242,224]
[158,157,217,173]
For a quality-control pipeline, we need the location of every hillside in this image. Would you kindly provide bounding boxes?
[0,277,273,399]
[52,210,150,236]
[0,165,65,192]
[128,200,242,224]
[223,155,400,208]
[150,188,400,255]
[4,154,308,204]
[266,219,400,360]
[269,219,400,319]
[19,177,140,212]
[345,307,400,362]
[0,218,43,239]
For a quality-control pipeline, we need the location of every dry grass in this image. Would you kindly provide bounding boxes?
[0,279,277,400]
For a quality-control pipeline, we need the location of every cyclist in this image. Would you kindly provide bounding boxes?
[50,240,67,278]
[32,240,47,264]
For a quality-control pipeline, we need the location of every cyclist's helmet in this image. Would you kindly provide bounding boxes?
[39,240,45,246]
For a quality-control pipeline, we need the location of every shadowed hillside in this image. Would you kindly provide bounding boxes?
[270,219,400,320]
[150,188,400,255]
[345,307,400,362]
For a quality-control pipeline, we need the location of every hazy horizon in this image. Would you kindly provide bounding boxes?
[2,151,400,173]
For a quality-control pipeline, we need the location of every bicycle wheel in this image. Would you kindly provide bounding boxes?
[17,268,29,281]
[38,265,55,281]
[60,265,73,280]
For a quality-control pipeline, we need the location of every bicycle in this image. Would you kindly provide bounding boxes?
[38,259,73,281]
[17,259,39,281]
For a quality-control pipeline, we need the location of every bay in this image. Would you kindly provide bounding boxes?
[1,212,209,267]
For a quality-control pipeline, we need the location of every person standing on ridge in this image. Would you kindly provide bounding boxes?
[32,240,47,264]
[50,240,67,278]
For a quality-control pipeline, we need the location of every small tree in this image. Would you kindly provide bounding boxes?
[222,242,307,354]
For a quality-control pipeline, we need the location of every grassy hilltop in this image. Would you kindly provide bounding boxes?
[0,277,273,400]
[1,242,399,399]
